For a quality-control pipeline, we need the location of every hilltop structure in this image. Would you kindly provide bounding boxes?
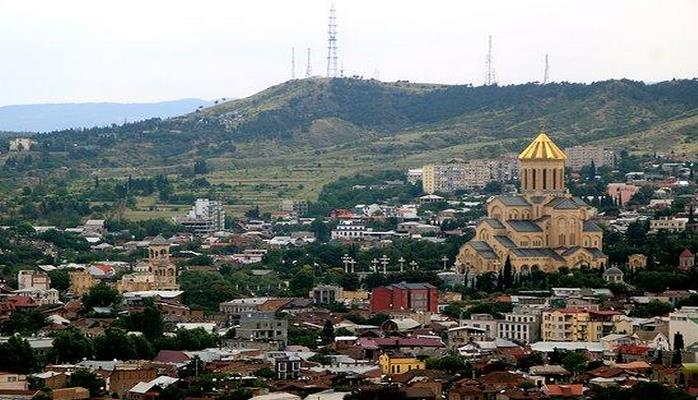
[456,131,607,280]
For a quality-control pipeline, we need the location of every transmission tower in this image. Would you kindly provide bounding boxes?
[326,3,338,78]
[291,47,296,79]
[305,48,312,78]
[485,35,496,86]
[543,54,549,84]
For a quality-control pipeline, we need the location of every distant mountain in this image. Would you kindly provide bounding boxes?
[7,77,698,170]
[0,99,212,132]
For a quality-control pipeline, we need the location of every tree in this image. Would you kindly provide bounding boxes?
[502,256,513,290]
[561,351,587,375]
[69,369,105,397]
[483,181,504,194]
[119,303,164,341]
[52,328,95,363]
[82,283,121,309]
[673,332,685,365]
[321,320,335,344]
[254,367,275,379]
[1,308,48,335]
[193,160,209,175]
[48,269,70,291]
[289,265,315,296]
[0,336,36,373]
[94,328,138,361]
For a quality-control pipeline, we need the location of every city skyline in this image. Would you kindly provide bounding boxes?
[0,0,697,106]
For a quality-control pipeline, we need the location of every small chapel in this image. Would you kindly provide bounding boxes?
[456,130,608,277]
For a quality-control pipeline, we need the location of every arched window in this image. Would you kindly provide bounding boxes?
[559,234,565,246]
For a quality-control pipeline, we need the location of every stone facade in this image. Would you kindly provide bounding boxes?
[456,131,607,278]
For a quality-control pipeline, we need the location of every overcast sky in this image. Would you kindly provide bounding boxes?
[0,0,696,106]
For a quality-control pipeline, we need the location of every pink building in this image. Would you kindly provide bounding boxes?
[607,183,639,207]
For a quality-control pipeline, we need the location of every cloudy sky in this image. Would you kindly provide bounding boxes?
[0,0,696,106]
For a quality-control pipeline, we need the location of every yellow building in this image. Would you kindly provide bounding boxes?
[456,131,607,278]
[378,353,425,375]
[542,308,627,342]
[69,269,97,296]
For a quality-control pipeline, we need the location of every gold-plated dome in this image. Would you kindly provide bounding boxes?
[518,132,567,161]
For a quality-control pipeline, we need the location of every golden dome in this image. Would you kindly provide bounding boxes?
[518,132,567,161]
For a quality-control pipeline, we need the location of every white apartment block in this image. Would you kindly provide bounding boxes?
[331,222,367,240]
[17,270,51,291]
[564,145,616,171]
[422,156,518,194]
[174,198,225,234]
[650,217,688,233]
[498,312,541,344]
[669,307,698,350]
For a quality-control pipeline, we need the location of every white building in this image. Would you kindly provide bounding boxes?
[9,138,34,152]
[17,270,51,291]
[331,222,367,240]
[669,306,698,350]
[498,311,541,344]
[174,198,225,234]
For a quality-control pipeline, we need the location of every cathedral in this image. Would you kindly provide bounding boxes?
[116,235,179,293]
[456,130,608,278]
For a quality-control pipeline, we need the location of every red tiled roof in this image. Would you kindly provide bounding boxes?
[372,337,444,348]
[547,384,584,397]
[618,344,650,356]
[153,350,189,364]
[588,366,625,378]
[680,248,694,258]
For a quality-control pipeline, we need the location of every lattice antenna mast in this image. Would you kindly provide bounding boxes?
[306,48,312,78]
[326,3,338,78]
[485,35,496,85]
[543,54,549,84]
[291,47,296,79]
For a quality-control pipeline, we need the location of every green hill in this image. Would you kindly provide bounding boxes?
[2,77,698,215]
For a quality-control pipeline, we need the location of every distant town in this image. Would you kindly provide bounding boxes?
[0,128,697,400]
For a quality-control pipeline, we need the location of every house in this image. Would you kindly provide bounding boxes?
[378,353,425,375]
[371,282,438,313]
[128,376,179,400]
[275,356,301,380]
[17,270,50,291]
[679,248,695,272]
[0,372,27,390]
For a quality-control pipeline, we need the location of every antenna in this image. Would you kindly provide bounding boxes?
[326,3,338,78]
[485,35,496,86]
[543,54,549,84]
[291,47,296,80]
[340,61,344,78]
[306,48,312,78]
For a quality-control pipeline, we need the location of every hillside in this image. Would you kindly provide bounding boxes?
[2,77,698,215]
[0,98,211,132]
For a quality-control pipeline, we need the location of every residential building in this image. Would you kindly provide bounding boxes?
[310,285,343,304]
[650,217,688,233]
[422,159,493,194]
[128,376,178,400]
[564,145,615,171]
[174,198,225,234]
[279,200,308,217]
[9,138,34,152]
[378,353,425,375]
[275,356,301,380]
[607,183,639,207]
[679,248,695,271]
[17,270,50,291]
[235,312,288,348]
[456,130,608,279]
[371,282,439,313]
[460,314,499,339]
[69,269,96,296]
[669,307,698,350]
[498,311,541,344]
[12,288,60,305]
[331,221,367,241]
[407,168,423,185]
[0,372,27,390]
[542,308,625,342]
